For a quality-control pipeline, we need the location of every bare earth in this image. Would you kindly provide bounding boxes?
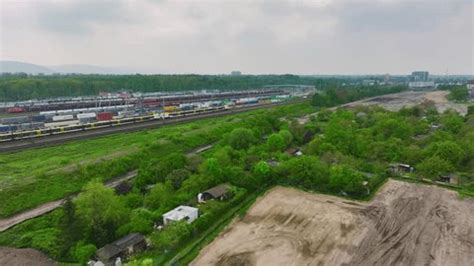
[192,180,474,266]
[342,90,468,115]
[0,247,57,266]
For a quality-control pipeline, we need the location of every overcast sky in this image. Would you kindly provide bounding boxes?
[0,0,472,75]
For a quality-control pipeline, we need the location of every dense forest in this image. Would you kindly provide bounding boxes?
[0,74,338,101]
[1,98,473,264]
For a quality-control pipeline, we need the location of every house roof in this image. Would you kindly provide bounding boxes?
[97,244,121,261]
[163,205,198,221]
[202,183,230,198]
[96,233,145,260]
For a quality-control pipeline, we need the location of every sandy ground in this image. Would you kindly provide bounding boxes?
[342,90,468,115]
[298,90,469,124]
[192,180,474,266]
[0,247,57,266]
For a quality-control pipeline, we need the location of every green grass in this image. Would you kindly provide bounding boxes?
[0,102,316,217]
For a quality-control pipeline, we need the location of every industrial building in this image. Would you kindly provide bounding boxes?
[408,81,435,90]
[410,71,429,82]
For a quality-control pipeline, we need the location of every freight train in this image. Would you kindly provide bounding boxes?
[0,89,285,113]
[0,105,228,142]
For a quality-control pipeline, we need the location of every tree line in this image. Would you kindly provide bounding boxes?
[0,74,336,101]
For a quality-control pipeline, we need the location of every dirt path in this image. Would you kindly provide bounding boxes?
[0,143,214,232]
[0,170,138,232]
[192,180,474,266]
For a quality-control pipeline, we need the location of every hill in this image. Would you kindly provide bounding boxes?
[0,61,53,74]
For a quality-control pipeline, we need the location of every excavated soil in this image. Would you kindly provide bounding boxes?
[0,247,57,266]
[192,180,474,266]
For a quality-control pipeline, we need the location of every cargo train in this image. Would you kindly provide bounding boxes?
[0,105,227,142]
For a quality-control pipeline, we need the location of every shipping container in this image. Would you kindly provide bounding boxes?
[164,106,179,112]
[0,125,12,132]
[0,124,18,132]
[31,115,46,122]
[1,116,29,124]
[77,113,96,119]
[19,122,44,131]
[7,107,25,113]
[96,112,113,121]
[52,114,74,122]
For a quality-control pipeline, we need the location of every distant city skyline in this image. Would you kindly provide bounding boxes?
[1,0,473,75]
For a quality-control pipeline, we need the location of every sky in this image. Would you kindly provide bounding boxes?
[0,0,473,75]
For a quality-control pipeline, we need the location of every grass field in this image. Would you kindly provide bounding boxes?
[0,102,315,217]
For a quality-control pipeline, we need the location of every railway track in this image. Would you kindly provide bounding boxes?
[0,101,302,153]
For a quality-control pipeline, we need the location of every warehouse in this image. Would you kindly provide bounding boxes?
[162,205,199,225]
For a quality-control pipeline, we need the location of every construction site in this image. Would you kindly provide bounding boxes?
[192,180,474,266]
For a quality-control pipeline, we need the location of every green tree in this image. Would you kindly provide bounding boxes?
[166,169,191,189]
[416,156,454,179]
[279,129,293,147]
[72,241,97,265]
[228,128,256,150]
[253,161,271,184]
[59,198,80,258]
[448,87,469,101]
[424,141,465,166]
[329,165,366,197]
[144,182,175,210]
[279,156,329,190]
[267,133,286,152]
[75,182,129,246]
[151,221,192,252]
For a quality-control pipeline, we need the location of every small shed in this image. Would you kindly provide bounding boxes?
[96,233,146,265]
[197,183,231,203]
[439,174,458,185]
[389,163,414,174]
[162,205,199,225]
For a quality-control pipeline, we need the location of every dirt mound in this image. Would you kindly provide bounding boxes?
[0,247,57,266]
[192,180,474,266]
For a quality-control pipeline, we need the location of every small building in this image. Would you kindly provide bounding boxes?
[114,182,132,195]
[389,163,414,174]
[162,205,199,225]
[96,233,146,265]
[439,174,458,185]
[408,81,435,90]
[286,148,303,156]
[197,183,231,203]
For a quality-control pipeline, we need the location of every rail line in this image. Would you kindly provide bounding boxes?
[0,101,302,153]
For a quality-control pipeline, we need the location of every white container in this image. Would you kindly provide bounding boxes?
[52,114,74,122]
[76,113,96,119]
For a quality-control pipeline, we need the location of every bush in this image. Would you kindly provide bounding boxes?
[72,241,97,265]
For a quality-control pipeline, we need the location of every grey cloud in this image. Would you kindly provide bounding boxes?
[35,0,129,35]
[334,0,470,33]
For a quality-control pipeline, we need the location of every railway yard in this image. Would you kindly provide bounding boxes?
[0,88,312,145]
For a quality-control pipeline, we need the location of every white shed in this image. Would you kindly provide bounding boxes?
[162,205,199,225]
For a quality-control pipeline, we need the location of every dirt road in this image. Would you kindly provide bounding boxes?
[0,142,214,232]
[0,170,138,232]
[192,180,474,266]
